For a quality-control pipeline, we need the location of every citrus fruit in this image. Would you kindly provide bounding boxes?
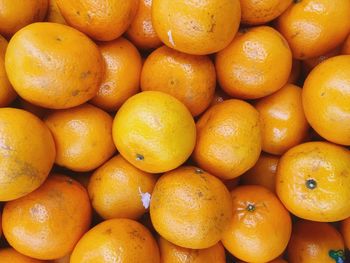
[46,0,66,24]
[0,248,45,263]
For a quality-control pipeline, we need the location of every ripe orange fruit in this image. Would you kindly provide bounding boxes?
[216,26,292,99]
[5,22,104,109]
[88,154,157,220]
[222,185,291,263]
[288,59,301,84]
[240,0,292,25]
[193,99,261,180]
[288,220,346,263]
[152,0,241,55]
[276,0,350,60]
[44,103,116,172]
[51,253,70,263]
[0,0,48,38]
[0,108,55,201]
[158,237,226,263]
[141,45,216,116]
[46,0,67,24]
[341,217,350,250]
[126,0,162,50]
[240,153,279,193]
[150,166,232,249]
[255,83,309,155]
[2,175,92,260]
[276,141,350,222]
[0,248,45,263]
[113,91,196,173]
[70,218,160,263]
[56,0,139,41]
[302,55,350,145]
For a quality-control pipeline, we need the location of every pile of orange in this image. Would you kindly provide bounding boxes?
[0,0,350,262]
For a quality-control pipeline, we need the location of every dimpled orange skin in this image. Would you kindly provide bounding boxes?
[88,154,157,220]
[216,26,292,99]
[46,0,67,24]
[0,0,48,38]
[255,84,309,155]
[240,153,279,193]
[302,55,350,145]
[44,103,116,172]
[221,186,292,263]
[90,37,142,112]
[288,220,345,263]
[70,218,160,263]
[193,99,262,180]
[0,248,45,263]
[56,0,139,41]
[126,0,162,50]
[141,46,216,116]
[2,175,92,260]
[276,0,350,60]
[150,166,232,249]
[113,91,196,174]
[276,141,350,222]
[152,0,241,55]
[0,108,55,201]
[341,217,350,249]
[240,0,292,25]
[159,237,226,263]
[5,22,104,109]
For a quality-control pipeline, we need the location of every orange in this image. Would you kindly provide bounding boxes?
[0,248,45,263]
[150,166,232,249]
[302,55,350,145]
[46,0,67,24]
[240,0,292,25]
[216,26,292,99]
[152,0,241,55]
[51,253,70,263]
[221,185,292,263]
[255,83,309,155]
[88,154,157,220]
[113,91,196,173]
[342,34,350,54]
[141,45,216,116]
[340,217,350,250]
[44,103,116,172]
[288,59,301,84]
[276,0,350,60]
[240,153,279,193]
[70,218,160,263]
[90,37,142,112]
[56,0,139,41]
[0,108,55,201]
[126,0,162,50]
[288,220,345,263]
[193,99,261,180]
[2,175,91,260]
[5,22,104,109]
[276,141,350,222]
[0,0,48,38]
[158,237,226,263]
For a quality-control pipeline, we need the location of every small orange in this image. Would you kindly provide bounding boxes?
[0,0,48,38]
[342,34,350,54]
[216,26,292,99]
[88,154,157,220]
[158,237,226,263]
[5,22,104,109]
[113,91,196,173]
[44,103,116,172]
[240,153,279,193]
[276,0,350,60]
[2,175,92,260]
[222,185,291,263]
[141,45,216,116]
[56,0,139,41]
[0,108,55,201]
[90,37,142,112]
[70,218,160,263]
[126,0,162,50]
[193,99,261,180]
[46,0,67,24]
[150,166,232,249]
[340,217,350,250]
[302,55,350,145]
[276,141,350,222]
[288,220,345,263]
[255,83,309,155]
[287,59,301,84]
[0,248,45,263]
[152,0,241,55]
